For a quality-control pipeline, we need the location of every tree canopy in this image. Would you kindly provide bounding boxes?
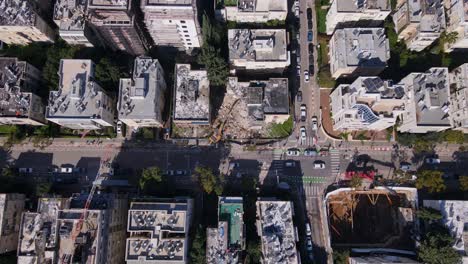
[192,166,224,195]
[416,170,446,193]
[418,225,461,264]
[417,207,443,222]
[139,167,163,194]
[333,249,350,264]
[459,176,468,192]
[189,225,206,264]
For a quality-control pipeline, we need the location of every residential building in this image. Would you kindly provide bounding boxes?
[206,197,245,264]
[0,0,55,44]
[227,77,290,129]
[118,57,167,128]
[393,0,446,52]
[228,29,290,73]
[17,197,70,264]
[125,198,193,264]
[326,0,391,35]
[349,255,421,263]
[256,198,298,264]
[46,59,116,130]
[140,0,202,51]
[330,77,406,131]
[0,193,25,254]
[423,200,468,262]
[449,63,468,132]
[173,64,210,125]
[215,0,288,23]
[329,27,390,79]
[53,0,94,47]
[444,0,468,51]
[86,0,146,55]
[398,67,452,133]
[0,57,46,125]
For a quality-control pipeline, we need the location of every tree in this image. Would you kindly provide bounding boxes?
[442,130,464,144]
[439,31,459,52]
[459,176,468,191]
[36,182,52,197]
[42,40,77,92]
[139,167,163,193]
[245,240,262,264]
[95,57,122,90]
[333,249,350,264]
[417,207,443,222]
[339,132,350,142]
[189,225,206,264]
[418,225,461,264]
[350,175,362,189]
[416,170,446,193]
[192,166,224,195]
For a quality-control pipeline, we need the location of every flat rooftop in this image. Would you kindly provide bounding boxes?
[173,64,210,122]
[0,58,35,118]
[257,200,298,264]
[143,0,192,6]
[336,0,390,12]
[218,197,243,249]
[88,0,128,7]
[332,28,390,69]
[128,202,187,233]
[410,0,445,32]
[236,0,287,12]
[47,59,108,119]
[53,0,87,31]
[0,0,36,26]
[118,57,164,120]
[228,29,288,62]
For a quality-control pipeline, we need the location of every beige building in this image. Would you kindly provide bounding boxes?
[449,63,468,132]
[228,29,290,73]
[393,0,446,52]
[141,0,202,51]
[329,27,390,79]
[444,0,468,51]
[215,0,288,23]
[0,193,25,254]
[53,0,94,47]
[326,0,391,35]
[0,0,55,44]
[330,77,406,131]
[398,68,452,133]
[125,198,193,264]
[46,59,116,130]
[0,57,46,126]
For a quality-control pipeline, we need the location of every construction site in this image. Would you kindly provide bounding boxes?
[325,187,419,250]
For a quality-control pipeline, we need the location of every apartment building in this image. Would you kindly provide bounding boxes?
[46,59,115,130]
[215,0,288,23]
[0,57,46,125]
[449,63,468,132]
[349,255,421,263]
[330,77,406,131]
[329,27,390,79]
[393,0,446,52]
[17,197,69,264]
[141,0,202,51]
[256,198,298,264]
[0,193,25,254]
[53,0,94,47]
[398,67,452,133]
[228,29,290,73]
[206,197,245,264]
[118,57,166,128]
[125,198,193,264]
[0,0,55,45]
[326,0,391,35]
[173,64,210,125]
[444,0,468,51]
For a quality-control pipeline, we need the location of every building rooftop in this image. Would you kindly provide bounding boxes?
[404,68,451,127]
[409,0,445,32]
[257,199,298,264]
[47,59,109,119]
[118,57,164,121]
[331,28,390,70]
[143,0,192,6]
[173,64,210,122]
[228,29,288,62]
[236,0,287,12]
[336,0,390,12]
[0,0,36,26]
[88,0,128,8]
[0,58,35,118]
[53,0,87,31]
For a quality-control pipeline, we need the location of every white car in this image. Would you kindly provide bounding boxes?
[305,223,312,236]
[304,70,310,82]
[60,167,73,173]
[311,116,318,131]
[300,126,307,143]
[286,149,300,156]
[294,1,300,17]
[19,168,33,173]
[296,65,301,76]
[116,121,122,135]
[313,161,326,169]
[300,104,307,122]
[425,158,440,164]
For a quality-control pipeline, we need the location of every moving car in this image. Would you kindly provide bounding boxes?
[313,161,326,169]
[60,167,73,173]
[19,168,33,173]
[286,148,300,156]
[304,149,318,156]
[297,91,303,102]
[304,70,310,82]
[306,237,313,251]
[294,1,300,17]
[300,104,307,122]
[297,65,301,76]
[300,126,307,143]
[116,121,122,135]
[311,116,318,131]
[307,31,313,42]
[425,157,440,164]
[285,160,296,167]
[306,223,312,236]
[296,54,301,64]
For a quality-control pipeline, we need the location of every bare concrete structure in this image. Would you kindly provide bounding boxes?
[46,59,115,130]
[449,63,468,132]
[215,0,288,23]
[0,0,55,44]
[140,0,202,51]
[125,198,193,264]
[0,193,25,254]
[118,57,167,128]
[0,57,46,125]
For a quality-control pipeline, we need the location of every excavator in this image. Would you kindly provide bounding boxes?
[209,99,240,144]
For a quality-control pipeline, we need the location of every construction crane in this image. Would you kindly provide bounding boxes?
[59,144,114,264]
[209,99,240,144]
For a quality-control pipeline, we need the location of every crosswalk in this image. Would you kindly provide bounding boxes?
[273,149,283,160]
[289,176,327,184]
[299,184,323,197]
[330,149,340,182]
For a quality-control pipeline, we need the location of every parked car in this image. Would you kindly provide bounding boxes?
[309,43,314,55]
[307,8,312,20]
[286,148,300,156]
[309,64,315,75]
[300,104,307,122]
[296,55,301,64]
[307,19,313,30]
[304,149,318,156]
[306,223,312,236]
[19,168,33,173]
[313,161,326,169]
[296,91,303,102]
[400,162,411,171]
[296,32,300,40]
[309,53,314,63]
[425,157,440,164]
[307,31,313,42]
[300,126,307,143]
[294,1,300,17]
[116,121,122,135]
[304,70,310,82]
[285,160,296,168]
[311,116,318,131]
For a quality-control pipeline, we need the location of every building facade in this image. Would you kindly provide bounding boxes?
[329,27,390,79]
[0,193,25,254]
[46,59,115,130]
[215,0,288,23]
[118,57,167,128]
[326,0,391,35]
[449,63,468,132]
[0,57,46,125]
[141,0,202,51]
[53,0,94,47]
